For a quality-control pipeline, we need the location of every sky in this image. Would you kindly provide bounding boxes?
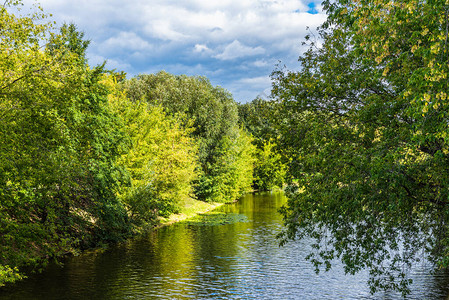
[23,0,327,103]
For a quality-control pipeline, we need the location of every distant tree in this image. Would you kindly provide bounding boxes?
[238,98,286,190]
[195,128,256,203]
[124,72,255,203]
[105,75,198,226]
[238,97,280,148]
[253,141,286,191]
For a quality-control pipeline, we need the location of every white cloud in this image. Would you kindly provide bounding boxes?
[103,32,152,52]
[237,76,272,87]
[147,19,190,42]
[194,44,212,54]
[20,0,327,102]
[253,59,272,68]
[215,40,265,60]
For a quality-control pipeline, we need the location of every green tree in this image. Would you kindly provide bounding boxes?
[124,72,254,203]
[105,75,198,227]
[238,98,287,190]
[47,22,90,65]
[253,141,286,191]
[274,0,449,296]
[237,97,280,148]
[0,3,129,285]
[196,128,256,203]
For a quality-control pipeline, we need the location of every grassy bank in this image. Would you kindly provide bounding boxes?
[157,198,225,227]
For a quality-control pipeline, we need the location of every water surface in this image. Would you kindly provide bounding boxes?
[1,193,449,299]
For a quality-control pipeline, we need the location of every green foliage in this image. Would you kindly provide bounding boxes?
[0,266,23,287]
[182,212,249,226]
[274,0,449,296]
[0,3,130,285]
[238,98,287,190]
[105,76,198,225]
[238,97,280,148]
[124,71,255,203]
[47,22,90,65]
[195,129,256,203]
[253,141,286,191]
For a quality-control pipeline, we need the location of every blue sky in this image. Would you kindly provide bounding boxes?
[24,0,326,102]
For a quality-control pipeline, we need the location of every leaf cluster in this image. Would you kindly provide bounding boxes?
[238,98,287,191]
[274,0,449,296]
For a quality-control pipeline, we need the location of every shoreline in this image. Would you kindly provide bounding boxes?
[68,199,226,256]
[0,198,230,288]
[155,200,225,228]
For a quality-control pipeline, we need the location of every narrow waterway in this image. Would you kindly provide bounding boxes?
[1,193,449,299]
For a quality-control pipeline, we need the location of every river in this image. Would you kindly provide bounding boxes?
[1,192,449,299]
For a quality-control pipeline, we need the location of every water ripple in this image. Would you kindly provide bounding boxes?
[1,193,449,299]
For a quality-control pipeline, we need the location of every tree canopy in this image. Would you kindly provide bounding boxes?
[238,99,287,191]
[124,72,255,203]
[1,3,130,286]
[274,0,449,295]
[105,75,199,225]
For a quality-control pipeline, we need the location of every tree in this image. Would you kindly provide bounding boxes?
[0,3,130,285]
[195,128,256,203]
[238,98,287,190]
[104,75,199,227]
[253,141,286,191]
[237,97,280,149]
[274,0,449,296]
[124,72,255,203]
[47,23,90,65]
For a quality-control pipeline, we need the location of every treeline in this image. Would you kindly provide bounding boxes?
[238,98,286,192]
[0,2,286,286]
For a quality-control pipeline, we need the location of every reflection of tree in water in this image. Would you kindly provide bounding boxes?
[2,193,449,299]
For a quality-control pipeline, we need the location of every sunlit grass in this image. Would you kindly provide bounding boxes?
[182,211,249,226]
[158,197,224,226]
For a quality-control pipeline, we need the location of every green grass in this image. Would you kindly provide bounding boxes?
[158,197,224,226]
[181,211,249,226]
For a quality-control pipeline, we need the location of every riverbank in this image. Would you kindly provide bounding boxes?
[84,197,225,250]
[0,197,226,289]
[157,198,225,228]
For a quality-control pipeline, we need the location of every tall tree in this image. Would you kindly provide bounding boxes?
[105,75,199,226]
[0,3,129,285]
[124,72,255,203]
[238,97,280,148]
[47,22,90,65]
[238,99,287,191]
[274,0,449,295]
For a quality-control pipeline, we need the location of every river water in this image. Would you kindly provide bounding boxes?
[1,192,449,299]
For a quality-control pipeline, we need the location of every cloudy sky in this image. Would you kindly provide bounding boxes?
[24,0,326,102]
